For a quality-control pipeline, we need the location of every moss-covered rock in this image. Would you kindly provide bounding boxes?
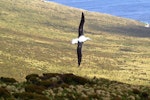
[132,88,141,94]
[25,74,40,84]
[26,74,39,80]
[41,73,61,80]
[60,73,91,85]
[25,84,46,94]
[37,73,91,88]
[39,80,59,88]
[0,77,17,84]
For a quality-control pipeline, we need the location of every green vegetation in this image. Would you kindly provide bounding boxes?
[0,73,150,100]
[0,0,150,88]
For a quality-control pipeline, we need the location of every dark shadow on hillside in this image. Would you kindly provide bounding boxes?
[108,25,150,37]
[87,24,150,38]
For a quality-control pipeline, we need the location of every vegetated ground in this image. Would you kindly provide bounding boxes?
[0,0,150,99]
[0,73,150,100]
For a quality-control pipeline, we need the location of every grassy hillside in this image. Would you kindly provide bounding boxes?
[0,0,150,87]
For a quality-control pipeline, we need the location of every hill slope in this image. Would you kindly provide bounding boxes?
[0,0,150,86]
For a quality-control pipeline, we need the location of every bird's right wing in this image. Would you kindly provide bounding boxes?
[71,38,78,44]
[78,12,85,37]
[77,42,83,66]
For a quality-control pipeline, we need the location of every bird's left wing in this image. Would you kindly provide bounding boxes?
[77,42,83,66]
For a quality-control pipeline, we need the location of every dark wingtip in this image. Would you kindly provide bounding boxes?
[78,64,80,67]
[82,12,84,18]
[82,12,84,15]
[78,62,81,67]
[81,12,85,23]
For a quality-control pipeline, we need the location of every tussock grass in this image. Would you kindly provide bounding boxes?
[0,0,150,86]
[0,73,150,100]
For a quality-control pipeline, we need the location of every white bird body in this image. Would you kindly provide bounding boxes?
[72,35,91,44]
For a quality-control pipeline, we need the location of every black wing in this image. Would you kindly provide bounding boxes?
[77,42,83,66]
[78,12,85,37]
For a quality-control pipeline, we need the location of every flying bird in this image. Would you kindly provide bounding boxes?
[72,12,91,66]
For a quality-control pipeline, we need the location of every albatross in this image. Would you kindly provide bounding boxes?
[72,12,91,66]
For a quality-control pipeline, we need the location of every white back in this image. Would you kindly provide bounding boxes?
[78,35,91,42]
[71,35,91,44]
